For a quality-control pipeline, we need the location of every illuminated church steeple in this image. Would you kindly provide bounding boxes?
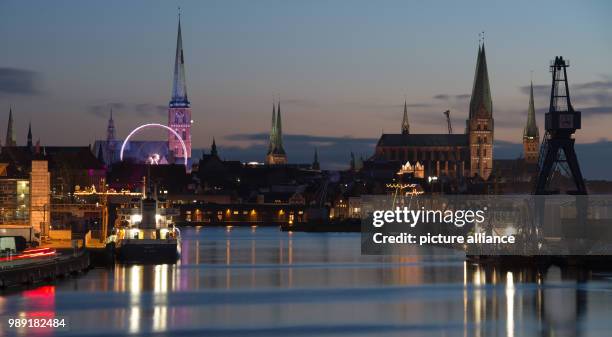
[467,37,494,180]
[168,11,192,164]
[266,101,287,165]
[523,81,540,164]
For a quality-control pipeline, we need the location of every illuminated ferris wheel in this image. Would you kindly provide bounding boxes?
[119,123,188,167]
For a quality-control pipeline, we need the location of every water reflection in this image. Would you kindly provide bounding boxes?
[1,227,611,336]
[464,263,590,337]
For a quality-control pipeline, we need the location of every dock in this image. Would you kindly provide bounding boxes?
[0,249,90,289]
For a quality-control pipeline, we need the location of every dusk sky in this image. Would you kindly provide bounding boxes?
[1,1,611,176]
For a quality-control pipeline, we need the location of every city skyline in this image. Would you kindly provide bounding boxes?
[1,0,611,176]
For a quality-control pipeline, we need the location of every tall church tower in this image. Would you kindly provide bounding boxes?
[401,100,410,135]
[265,102,287,165]
[168,15,192,164]
[106,109,117,164]
[467,43,494,180]
[523,81,540,164]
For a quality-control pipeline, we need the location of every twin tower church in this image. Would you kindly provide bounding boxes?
[93,16,538,177]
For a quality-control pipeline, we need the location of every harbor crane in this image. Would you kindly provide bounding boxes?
[443,110,452,134]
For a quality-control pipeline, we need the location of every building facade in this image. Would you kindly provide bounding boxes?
[30,160,50,237]
[0,163,29,224]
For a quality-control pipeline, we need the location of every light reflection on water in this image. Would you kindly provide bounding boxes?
[1,226,612,336]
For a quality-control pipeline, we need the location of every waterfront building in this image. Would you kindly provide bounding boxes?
[178,202,305,226]
[0,163,29,224]
[0,146,105,201]
[373,43,494,180]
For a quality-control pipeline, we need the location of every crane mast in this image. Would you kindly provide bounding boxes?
[443,110,452,134]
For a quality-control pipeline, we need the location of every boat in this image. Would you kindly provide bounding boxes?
[109,185,181,264]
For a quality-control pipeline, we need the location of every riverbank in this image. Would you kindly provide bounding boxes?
[0,249,89,289]
[280,218,360,232]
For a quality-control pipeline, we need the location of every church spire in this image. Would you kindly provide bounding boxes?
[467,37,494,180]
[167,11,193,163]
[265,100,287,164]
[523,81,539,139]
[267,103,277,153]
[211,137,218,157]
[275,101,285,152]
[401,99,410,135]
[97,143,104,162]
[5,107,15,147]
[469,43,492,118]
[104,109,117,165]
[107,109,116,142]
[170,14,189,107]
[27,122,32,149]
[312,147,320,170]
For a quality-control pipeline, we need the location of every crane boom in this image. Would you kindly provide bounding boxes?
[443,110,452,134]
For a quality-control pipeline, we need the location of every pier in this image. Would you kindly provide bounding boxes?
[0,249,90,289]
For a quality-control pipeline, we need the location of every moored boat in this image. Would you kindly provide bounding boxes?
[109,185,180,264]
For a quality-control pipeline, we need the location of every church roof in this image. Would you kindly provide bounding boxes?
[377,133,469,147]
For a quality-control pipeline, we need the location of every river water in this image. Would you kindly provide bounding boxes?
[2,226,612,336]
